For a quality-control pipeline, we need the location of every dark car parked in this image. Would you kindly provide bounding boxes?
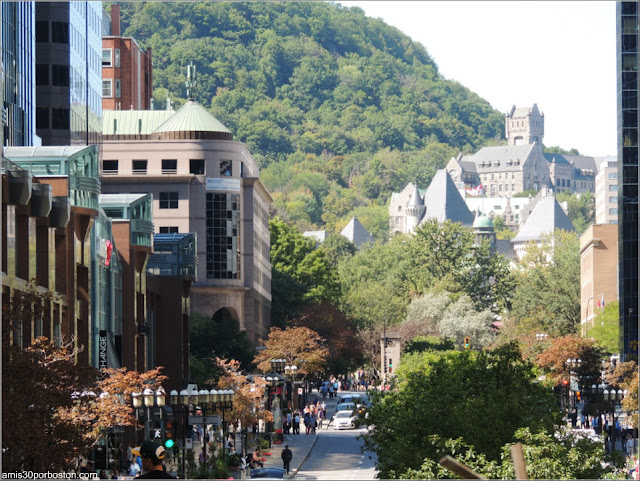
[250,467,287,479]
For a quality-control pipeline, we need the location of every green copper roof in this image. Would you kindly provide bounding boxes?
[102,110,175,136]
[473,214,494,229]
[153,100,231,135]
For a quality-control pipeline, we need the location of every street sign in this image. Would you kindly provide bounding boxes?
[188,415,220,425]
[298,388,303,395]
[185,438,193,450]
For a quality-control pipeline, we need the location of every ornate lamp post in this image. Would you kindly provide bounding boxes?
[211,389,235,461]
[565,358,582,410]
[133,388,165,441]
[284,364,298,410]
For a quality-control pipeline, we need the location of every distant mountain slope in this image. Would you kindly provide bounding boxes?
[113,2,506,235]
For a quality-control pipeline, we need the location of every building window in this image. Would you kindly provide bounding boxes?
[114,48,121,68]
[609,172,618,180]
[51,21,68,43]
[561,179,566,187]
[52,65,69,87]
[132,160,147,174]
[220,160,233,176]
[115,79,121,98]
[609,196,618,203]
[102,79,113,98]
[159,192,178,209]
[206,193,240,279]
[609,184,618,191]
[36,107,49,129]
[512,184,515,190]
[102,160,118,174]
[190,159,205,175]
[35,21,49,42]
[159,227,179,234]
[556,178,560,186]
[52,108,69,130]
[162,159,177,174]
[610,208,618,215]
[102,48,113,67]
[36,64,49,86]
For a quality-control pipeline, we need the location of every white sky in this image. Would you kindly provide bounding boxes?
[338,1,617,157]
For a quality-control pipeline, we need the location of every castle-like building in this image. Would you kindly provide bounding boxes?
[446,105,596,197]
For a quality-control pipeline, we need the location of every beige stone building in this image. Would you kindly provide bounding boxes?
[446,104,596,197]
[579,224,618,333]
[100,100,272,341]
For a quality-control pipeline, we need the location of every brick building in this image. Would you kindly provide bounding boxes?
[101,5,152,111]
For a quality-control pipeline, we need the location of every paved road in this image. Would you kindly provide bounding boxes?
[293,425,377,480]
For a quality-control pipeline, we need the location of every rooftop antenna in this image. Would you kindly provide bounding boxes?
[185,62,198,100]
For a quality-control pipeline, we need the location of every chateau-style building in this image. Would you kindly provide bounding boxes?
[446,104,596,197]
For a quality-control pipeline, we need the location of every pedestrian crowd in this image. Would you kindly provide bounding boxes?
[283,399,328,435]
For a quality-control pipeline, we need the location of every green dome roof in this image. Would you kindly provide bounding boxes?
[152,99,232,140]
[473,214,494,229]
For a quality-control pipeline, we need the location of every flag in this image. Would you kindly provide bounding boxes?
[465,184,483,196]
[597,297,601,309]
[601,295,605,308]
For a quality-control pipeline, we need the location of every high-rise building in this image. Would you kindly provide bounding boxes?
[1,1,36,146]
[34,2,102,147]
[101,5,153,111]
[616,1,638,362]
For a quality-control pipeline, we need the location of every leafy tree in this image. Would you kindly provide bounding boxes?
[397,427,620,480]
[362,342,561,477]
[544,145,581,156]
[294,300,363,375]
[406,219,514,312]
[338,236,411,329]
[253,327,329,379]
[514,189,538,198]
[269,217,340,325]
[556,190,595,234]
[189,311,255,387]
[535,334,607,395]
[403,335,455,355]
[510,230,580,336]
[437,295,496,350]
[318,233,357,266]
[586,301,621,354]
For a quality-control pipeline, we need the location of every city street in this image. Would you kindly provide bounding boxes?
[293,427,377,480]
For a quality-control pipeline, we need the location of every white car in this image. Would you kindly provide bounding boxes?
[332,410,356,429]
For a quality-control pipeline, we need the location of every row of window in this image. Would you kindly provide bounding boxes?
[101,159,230,176]
[102,48,121,68]
[482,172,517,181]
[102,79,121,98]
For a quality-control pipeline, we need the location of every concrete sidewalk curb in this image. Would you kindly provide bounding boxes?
[286,435,318,479]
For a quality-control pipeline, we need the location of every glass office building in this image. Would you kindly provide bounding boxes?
[1,1,36,146]
[617,1,639,362]
[35,2,102,147]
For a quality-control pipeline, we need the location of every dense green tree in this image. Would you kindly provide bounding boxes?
[397,428,621,480]
[543,145,581,156]
[338,236,411,329]
[586,301,621,354]
[269,217,340,325]
[112,1,507,231]
[362,343,561,477]
[510,230,580,336]
[318,233,357,266]
[189,311,255,386]
[403,335,455,355]
[406,219,514,312]
[556,190,595,234]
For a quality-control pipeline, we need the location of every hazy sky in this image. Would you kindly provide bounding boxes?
[338,1,617,157]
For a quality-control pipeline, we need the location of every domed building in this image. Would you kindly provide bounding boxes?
[101,97,273,350]
[472,213,496,252]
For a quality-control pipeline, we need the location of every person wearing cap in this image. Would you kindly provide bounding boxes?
[131,440,175,479]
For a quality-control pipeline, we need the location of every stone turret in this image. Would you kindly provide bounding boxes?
[473,213,496,253]
[505,104,544,146]
[405,184,425,234]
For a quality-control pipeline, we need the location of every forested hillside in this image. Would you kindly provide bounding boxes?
[114,2,505,235]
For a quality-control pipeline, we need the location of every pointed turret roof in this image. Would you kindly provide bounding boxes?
[152,99,233,140]
[421,170,474,226]
[512,195,575,243]
[341,217,374,249]
[408,184,424,206]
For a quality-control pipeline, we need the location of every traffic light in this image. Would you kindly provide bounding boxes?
[164,420,175,449]
[464,337,470,349]
[576,391,581,401]
[562,379,569,386]
[388,358,393,374]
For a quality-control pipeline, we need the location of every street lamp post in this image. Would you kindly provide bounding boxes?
[565,358,582,411]
[603,387,628,451]
[211,389,235,461]
[132,388,165,443]
[284,364,298,411]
